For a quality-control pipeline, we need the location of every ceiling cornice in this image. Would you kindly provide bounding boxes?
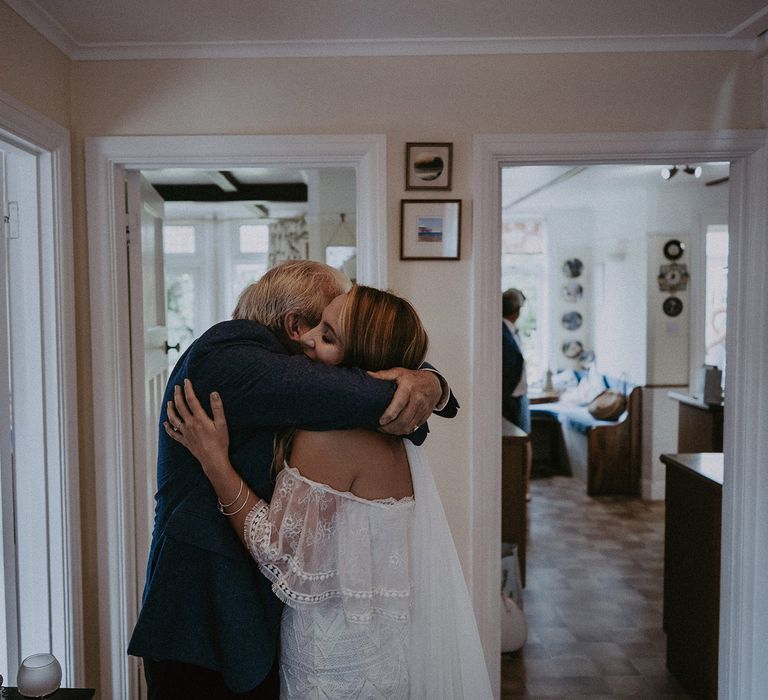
[5,0,759,61]
[68,36,758,62]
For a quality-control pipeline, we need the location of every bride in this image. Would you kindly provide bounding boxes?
[165,285,492,699]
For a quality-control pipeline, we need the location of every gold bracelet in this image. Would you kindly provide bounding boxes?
[223,490,250,517]
[217,478,244,513]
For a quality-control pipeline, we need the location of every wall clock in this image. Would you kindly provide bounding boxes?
[658,262,689,292]
[663,296,684,317]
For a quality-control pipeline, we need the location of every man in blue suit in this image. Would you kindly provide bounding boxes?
[128,260,457,699]
[502,288,532,498]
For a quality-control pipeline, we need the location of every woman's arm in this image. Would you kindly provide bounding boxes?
[164,379,261,546]
[165,380,340,593]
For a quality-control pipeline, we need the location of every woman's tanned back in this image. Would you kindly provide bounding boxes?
[289,429,413,501]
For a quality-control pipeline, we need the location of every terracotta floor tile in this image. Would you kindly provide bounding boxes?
[501,475,693,699]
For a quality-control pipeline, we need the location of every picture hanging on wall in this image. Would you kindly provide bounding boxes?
[405,142,453,190]
[400,199,461,260]
[562,258,584,278]
[561,281,583,302]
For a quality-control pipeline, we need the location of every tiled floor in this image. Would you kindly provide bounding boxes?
[501,475,693,698]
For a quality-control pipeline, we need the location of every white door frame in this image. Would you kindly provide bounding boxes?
[472,130,768,698]
[85,134,387,700]
[0,90,82,684]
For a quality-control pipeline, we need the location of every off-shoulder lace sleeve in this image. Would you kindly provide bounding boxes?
[243,467,413,623]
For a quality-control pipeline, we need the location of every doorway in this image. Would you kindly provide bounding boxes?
[86,133,386,700]
[498,161,729,695]
[472,130,768,697]
[0,91,81,686]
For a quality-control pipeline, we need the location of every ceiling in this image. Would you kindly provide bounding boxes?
[143,167,312,221]
[6,0,768,59]
[502,162,731,212]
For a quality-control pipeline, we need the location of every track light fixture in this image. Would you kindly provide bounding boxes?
[661,164,702,180]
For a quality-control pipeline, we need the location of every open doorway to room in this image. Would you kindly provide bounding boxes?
[0,99,81,687]
[86,133,385,700]
[140,166,357,368]
[499,161,729,697]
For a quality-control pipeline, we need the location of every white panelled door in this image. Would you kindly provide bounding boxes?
[126,172,168,628]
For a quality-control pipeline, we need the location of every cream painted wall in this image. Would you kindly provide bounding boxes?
[0,3,70,127]
[64,51,763,688]
[0,29,760,687]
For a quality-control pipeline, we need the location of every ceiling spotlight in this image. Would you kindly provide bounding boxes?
[661,166,678,180]
[683,165,703,178]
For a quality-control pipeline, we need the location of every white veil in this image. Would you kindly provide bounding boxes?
[405,441,494,699]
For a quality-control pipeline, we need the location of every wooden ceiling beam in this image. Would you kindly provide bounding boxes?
[153,181,307,202]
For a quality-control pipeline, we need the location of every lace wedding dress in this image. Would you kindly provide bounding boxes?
[243,441,492,699]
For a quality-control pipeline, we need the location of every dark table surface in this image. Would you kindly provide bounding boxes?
[2,689,95,699]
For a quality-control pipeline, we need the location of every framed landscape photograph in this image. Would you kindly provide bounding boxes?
[400,199,461,260]
[405,142,453,190]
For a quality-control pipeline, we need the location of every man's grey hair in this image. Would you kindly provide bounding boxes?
[233,259,351,334]
[502,288,526,317]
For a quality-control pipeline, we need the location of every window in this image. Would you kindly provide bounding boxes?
[501,219,548,384]
[163,224,195,254]
[704,226,728,371]
[163,225,199,367]
[229,224,269,311]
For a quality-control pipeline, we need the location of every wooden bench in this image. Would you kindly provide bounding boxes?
[530,382,642,496]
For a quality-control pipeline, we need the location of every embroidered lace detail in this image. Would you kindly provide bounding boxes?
[243,467,414,624]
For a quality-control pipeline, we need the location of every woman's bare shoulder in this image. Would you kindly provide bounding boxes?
[289,429,411,499]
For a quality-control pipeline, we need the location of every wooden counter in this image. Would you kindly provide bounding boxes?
[668,392,724,452]
[502,420,529,586]
[661,452,723,700]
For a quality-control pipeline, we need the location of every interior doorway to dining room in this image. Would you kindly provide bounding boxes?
[498,160,730,697]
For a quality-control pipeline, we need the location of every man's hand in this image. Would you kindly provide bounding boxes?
[367,368,442,435]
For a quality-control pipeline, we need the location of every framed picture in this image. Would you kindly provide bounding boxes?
[400,199,461,260]
[405,142,453,190]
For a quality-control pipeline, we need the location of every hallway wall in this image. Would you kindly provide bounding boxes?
[0,3,764,685]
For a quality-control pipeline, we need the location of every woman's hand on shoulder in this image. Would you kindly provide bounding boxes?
[164,379,230,475]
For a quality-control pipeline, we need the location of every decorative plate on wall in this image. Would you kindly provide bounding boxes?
[561,311,583,330]
[657,263,689,292]
[562,258,584,278]
[562,340,584,358]
[663,296,684,317]
[561,281,583,302]
[579,349,596,364]
[663,239,685,261]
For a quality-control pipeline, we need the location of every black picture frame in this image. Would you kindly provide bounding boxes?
[405,142,453,190]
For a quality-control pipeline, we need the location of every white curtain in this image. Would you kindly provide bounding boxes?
[268,217,309,267]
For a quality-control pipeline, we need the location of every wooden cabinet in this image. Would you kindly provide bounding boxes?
[662,453,722,700]
[502,423,529,586]
[668,392,724,452]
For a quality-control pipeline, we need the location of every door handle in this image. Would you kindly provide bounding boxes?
[164,341,181,354]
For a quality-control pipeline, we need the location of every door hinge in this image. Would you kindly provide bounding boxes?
[3,201,19,239]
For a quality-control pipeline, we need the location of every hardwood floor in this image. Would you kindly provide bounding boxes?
[501,475,692,698]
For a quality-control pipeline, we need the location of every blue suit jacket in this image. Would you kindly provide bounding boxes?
[127,319,458,692]
[502,322,525,424]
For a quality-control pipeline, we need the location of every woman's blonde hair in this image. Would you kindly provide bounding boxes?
[233,259,351,334]
[274,285,428,471]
